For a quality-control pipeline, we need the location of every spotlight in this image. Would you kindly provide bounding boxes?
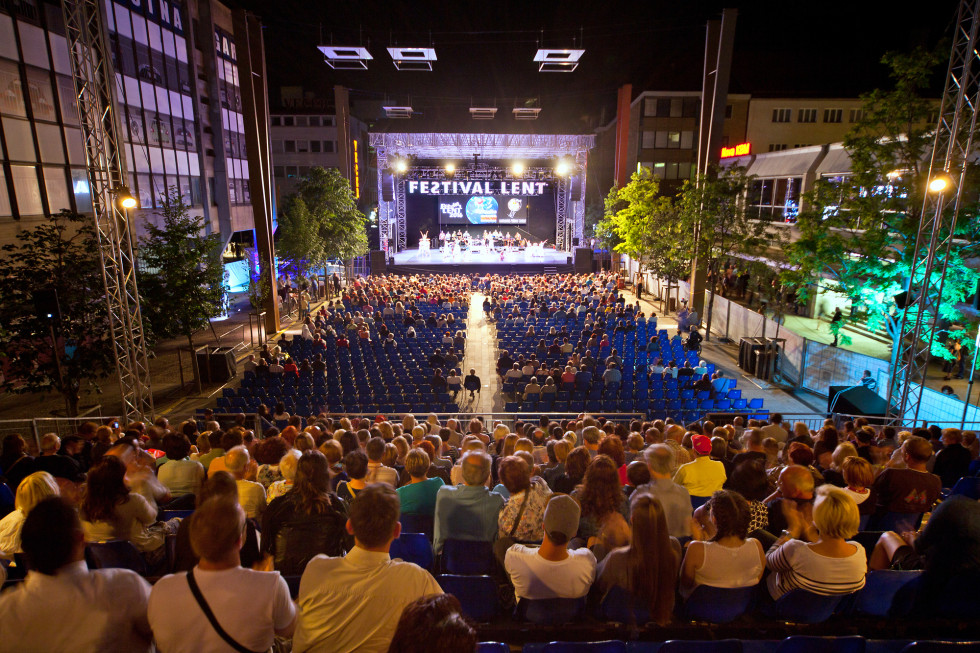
[511,162,525,176]
[556,159,571,176]
[113,186,138,209]
[445,163,456,175]
[928,174,952,193]
[393,159,408,174]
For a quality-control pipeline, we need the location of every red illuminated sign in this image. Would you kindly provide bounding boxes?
[720,142,751,158]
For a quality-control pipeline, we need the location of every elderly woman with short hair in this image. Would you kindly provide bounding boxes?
[396,449,445,517]
[266,449,302,503]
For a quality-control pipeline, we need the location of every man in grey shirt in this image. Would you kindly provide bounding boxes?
[641,444,693,538]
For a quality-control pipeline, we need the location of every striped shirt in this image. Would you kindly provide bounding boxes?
[765,539,866,600]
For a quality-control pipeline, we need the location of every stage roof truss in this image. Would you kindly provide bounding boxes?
[369,132,595,161]
[387,47,436,71]
[318,45,373,70]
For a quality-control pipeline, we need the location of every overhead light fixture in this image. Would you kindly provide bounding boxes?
[113,186,138,209]
[317,45,373,70]
[511,162,525,176]
[387,47,437,71]
[555,159,572,176]
[392,159,409,174]
[469,107,498,120]
[445,163,456,175]
[382,106,414,119]
[533,49,585,72]
[513,107,541,120]
[928,174,953,193]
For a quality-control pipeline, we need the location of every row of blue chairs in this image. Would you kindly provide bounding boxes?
[516,640,980,653]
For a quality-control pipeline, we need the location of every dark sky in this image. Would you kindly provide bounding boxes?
[234,0,958,131]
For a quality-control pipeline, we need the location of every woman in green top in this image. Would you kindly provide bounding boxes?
[396,448,444,516]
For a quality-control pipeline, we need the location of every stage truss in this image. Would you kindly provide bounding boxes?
[369,132,594,253]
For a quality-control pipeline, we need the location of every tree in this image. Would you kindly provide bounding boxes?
[276,167,368,276]
[137,187,225,387]
[781,47,980,363]
[678,165,775,340]
[0,210,115,415]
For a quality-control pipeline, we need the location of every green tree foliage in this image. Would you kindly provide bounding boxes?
[276,167,368,275]
[782,47,980,360]
[679,165,775,338]
[0,210,114,415]
[137,187,225,369]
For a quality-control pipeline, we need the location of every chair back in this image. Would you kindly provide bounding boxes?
[871,512,923,533]
[437,574,499,622]
[901,644,980,653]
[659,640,743,653]
[440,539,494,575]
[683,584,757,623]
[768,589,846,623]
[541,641,628,653]
[515,596,586,624]
[950,476,980,500]
[850,570,922,617]
[399,513,434,540]
[390,533,434,571]
[776,636,866,653]
[85,540,147,576]
[477,644,509,653]
[598,585,651,624]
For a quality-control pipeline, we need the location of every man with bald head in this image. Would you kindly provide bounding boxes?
[764,464,815,538]
[433,451,504,554]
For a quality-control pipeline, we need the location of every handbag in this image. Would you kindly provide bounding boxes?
[187,568,264,653]
[493,490,532,565]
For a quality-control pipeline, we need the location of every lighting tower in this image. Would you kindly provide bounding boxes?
[888,0,980,422]
[60,0,153,421]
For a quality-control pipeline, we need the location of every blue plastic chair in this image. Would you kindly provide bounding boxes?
[437,574,499,622]
[440,539,494,575]
[400,513,434,540]
[478,644,510,653]
[901,644,980,653]
[658,640,743,653]
[541,642,628,653]
[949,476,980,500]
[776,637,866,653]
[598,585,650,623]
[849,570,922,617]
[389,533,433,571]
[85,540,147,576]
[683,584,757,623]
[515,596,586,625]
[764,588,847,623]
[871,512,923,533]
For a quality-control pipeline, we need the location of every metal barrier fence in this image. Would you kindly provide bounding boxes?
[0,410,119,453]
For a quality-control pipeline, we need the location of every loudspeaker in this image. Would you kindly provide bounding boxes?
[572,237,580,247]
[196,347,237,384]
[33,289,61,322]
[381,172,394,202]
[828,385,889,416]
[570,177,582,201]
[574,247,592,274]
[370,250,387,275]
[894,291,917,309]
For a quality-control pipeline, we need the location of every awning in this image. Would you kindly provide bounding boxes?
[815,144,852,176]
[746,146,824,177]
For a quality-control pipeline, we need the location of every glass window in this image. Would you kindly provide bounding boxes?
[669,98,682,117]
[682,98,699,118]
[324,141,334,153]
[309,116,320,127]
[151,173,165,203]
[643,98,657,117]
[147,21,162,52]
[178,175,191,204]
[114,6,133,39]
[131,15,149,46]
[274,166,284,178]
[18,22,49,69]
[665,162,679,179]
[2,116,36,161]
[641,131,656,149]
[652,162,665,179]
[284,140,296,152]
[136,173,153,207]
[149,114,172,146]
[11,165,43,214]
[654,131,668,149]
[175,35,188,63]
[149,146,165,173]
[36,122,64,162]
[0,60,27,117]
[24,67,56,121]
[70,168,92,212]
[163,147,177,174]
[64,127,85,164]
[310,140,321,153]
[56,75,79,124]
[44,166,70,213]
[176,121,195,151]
[176,150,189,175]
[667,132,680,148]
[680,131,694,149]
[0,172,11,216]
[283,116,294,126]
[0,14,17,60]
[50,35,72,75]
[295,116,307,127]
[271,116,281,126]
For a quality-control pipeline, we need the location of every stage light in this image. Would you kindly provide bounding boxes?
[393,159,408,174]
[556,160,571,176]
[511,162,525,176]
[445,163,456,175]
[929,174,953,193]
[113,186,138,209]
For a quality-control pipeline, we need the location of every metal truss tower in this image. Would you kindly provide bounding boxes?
[555,176,568,250]
[888,0,980,422]
[61,0,153,421]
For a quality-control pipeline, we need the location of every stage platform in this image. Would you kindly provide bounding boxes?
[387,247,573,275]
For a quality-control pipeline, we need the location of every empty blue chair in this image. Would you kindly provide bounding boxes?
[389,533,433,571]
[598,585,650,623]
[541,642,627,653]
[440,539,493,575]
[478,644,510,653]
[683,584,756,623]
[85,540,147,576]
[776,637,866,653]
[399,513,434,540]
[850,570,922,617]
[515,597,586,625]
[437,575,499,622]
[748,397,763,409]
[763,588,847,623]
[949,476,980,499]
[658,640,743,653]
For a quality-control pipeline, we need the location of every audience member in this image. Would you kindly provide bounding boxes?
[871,436,941,531]
[641,444,692,538]
[386,594,476,653]
[433,451,504,553]
[0,471,59,560]
[673,434,726,499]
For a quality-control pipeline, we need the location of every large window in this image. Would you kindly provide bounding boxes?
[747,177,802,222]
[798,108,817,123]
[771,108,791,123]
[823,108,843,123]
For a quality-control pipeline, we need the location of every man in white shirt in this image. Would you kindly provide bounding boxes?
[226,446,266,519]
[0,497,153,653]
[148,497,296,652]
[761,413,790,444]
[293,484,442,653]
[364,437,398,486]
[505,494,596,602]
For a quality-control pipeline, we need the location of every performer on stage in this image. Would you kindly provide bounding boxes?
[439,230,446,252]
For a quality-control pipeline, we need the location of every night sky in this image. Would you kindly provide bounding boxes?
[233,0,958,131]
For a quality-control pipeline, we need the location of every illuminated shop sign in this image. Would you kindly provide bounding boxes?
[407,180,547,196]
[116,0,185,35]
[720,142,751,158]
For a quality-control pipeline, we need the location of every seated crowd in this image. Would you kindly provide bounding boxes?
[1,409,977,651]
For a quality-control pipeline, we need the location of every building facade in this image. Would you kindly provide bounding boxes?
[0,0,269,250]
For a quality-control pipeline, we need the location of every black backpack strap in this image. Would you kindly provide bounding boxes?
[187,568,264,653]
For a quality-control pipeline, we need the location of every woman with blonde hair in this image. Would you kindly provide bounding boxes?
[0,471,59,558]
[822,442,859,487]
[266,449,302,503]
[595,490,680,625]
[402,414,417,434]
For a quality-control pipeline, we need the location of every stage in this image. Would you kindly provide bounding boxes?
[388,246,573,275]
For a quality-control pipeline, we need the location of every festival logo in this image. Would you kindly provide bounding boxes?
[506,197,522,219]
[465,196,498,224]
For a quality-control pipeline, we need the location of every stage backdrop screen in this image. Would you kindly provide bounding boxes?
[438,195,528,225]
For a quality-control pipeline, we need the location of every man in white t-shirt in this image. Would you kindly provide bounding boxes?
[504,494,596,602]
[761,413,789,444]
[226,446,266,519]
[148,497,296,652]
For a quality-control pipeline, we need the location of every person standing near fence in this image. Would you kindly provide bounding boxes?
[830,308,843,347]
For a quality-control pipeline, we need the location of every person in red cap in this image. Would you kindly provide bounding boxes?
[673,433,727,500]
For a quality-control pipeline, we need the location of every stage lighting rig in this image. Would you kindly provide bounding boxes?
[511,162,525,176]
